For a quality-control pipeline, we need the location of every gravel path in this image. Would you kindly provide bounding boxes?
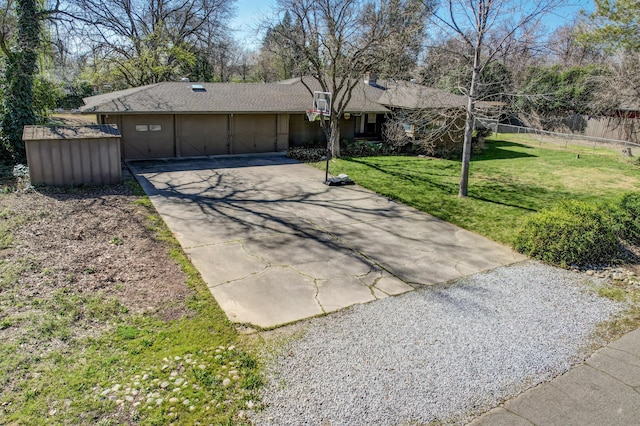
[251,261,623,425]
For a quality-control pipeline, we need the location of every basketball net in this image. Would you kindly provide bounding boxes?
[305,109,322,122]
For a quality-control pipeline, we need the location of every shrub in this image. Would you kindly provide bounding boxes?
[342,139,396,157]
[614,192,640,244]
[287,146,326,162]
[514,200,619,267]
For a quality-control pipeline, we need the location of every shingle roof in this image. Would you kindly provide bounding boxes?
[81,78,389,114]
[22,125,121,141]
[377,82,469,109]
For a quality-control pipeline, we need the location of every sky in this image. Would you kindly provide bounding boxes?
[230,0,596,50]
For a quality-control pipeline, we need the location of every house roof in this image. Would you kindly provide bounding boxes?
[81,78,390,115]
[377,82,469,110]
[22,125,121,141]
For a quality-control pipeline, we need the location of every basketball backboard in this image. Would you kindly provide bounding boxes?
[313,91,332,116]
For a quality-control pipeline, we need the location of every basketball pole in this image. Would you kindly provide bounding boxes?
[325,136,330,183]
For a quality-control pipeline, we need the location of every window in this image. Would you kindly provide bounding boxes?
[136,124,162,131]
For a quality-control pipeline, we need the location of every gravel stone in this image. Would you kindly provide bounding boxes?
[253,262,623,426]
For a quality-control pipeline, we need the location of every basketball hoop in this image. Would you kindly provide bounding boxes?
[306,109,322,122]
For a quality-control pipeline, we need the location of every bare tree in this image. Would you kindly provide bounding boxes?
[429,0,567,197]
[548,22,609,67]
[65,0,235,87]
[234,47,258,82]
[266,0,431,158]
[383,106,468,158]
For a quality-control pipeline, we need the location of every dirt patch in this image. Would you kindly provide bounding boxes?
[0,180,194,349]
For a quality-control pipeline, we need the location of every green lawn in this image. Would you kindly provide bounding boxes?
[328,135,639,245]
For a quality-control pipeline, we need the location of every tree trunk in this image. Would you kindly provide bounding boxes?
[329,117,341,158]
[459,42,482,197]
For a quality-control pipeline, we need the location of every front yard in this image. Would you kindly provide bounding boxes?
[1,133,639,424]
[0,180,261,425]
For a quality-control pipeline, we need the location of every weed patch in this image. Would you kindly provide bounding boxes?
[0,184,261,424]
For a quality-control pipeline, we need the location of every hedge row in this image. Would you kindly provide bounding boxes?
[514,192,640,267]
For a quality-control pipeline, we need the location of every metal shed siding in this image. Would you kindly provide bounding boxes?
[24,126,121,186]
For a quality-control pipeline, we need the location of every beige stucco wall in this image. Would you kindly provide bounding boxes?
[289,114,360,146]
[289,114,326,146]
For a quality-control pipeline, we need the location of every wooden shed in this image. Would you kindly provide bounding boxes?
[23,125,122,186]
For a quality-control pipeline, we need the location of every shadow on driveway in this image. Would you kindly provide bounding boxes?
[129,154,524,328]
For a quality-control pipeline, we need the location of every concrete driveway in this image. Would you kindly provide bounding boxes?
[129,154,524,328]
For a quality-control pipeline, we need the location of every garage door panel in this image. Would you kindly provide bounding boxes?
[233,115,276,154]
[179,115,229,156]
[121,115,175,159]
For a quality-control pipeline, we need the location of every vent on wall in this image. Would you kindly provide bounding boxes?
[191,84,206,92]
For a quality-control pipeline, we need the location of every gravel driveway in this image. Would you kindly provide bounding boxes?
[250,261,623,425]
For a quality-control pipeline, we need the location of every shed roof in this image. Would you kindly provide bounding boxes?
[81,78,389,115]
[22,125,120,141]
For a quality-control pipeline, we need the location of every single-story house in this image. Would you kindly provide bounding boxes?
[81,77,390,160]
[80,76,472,160]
